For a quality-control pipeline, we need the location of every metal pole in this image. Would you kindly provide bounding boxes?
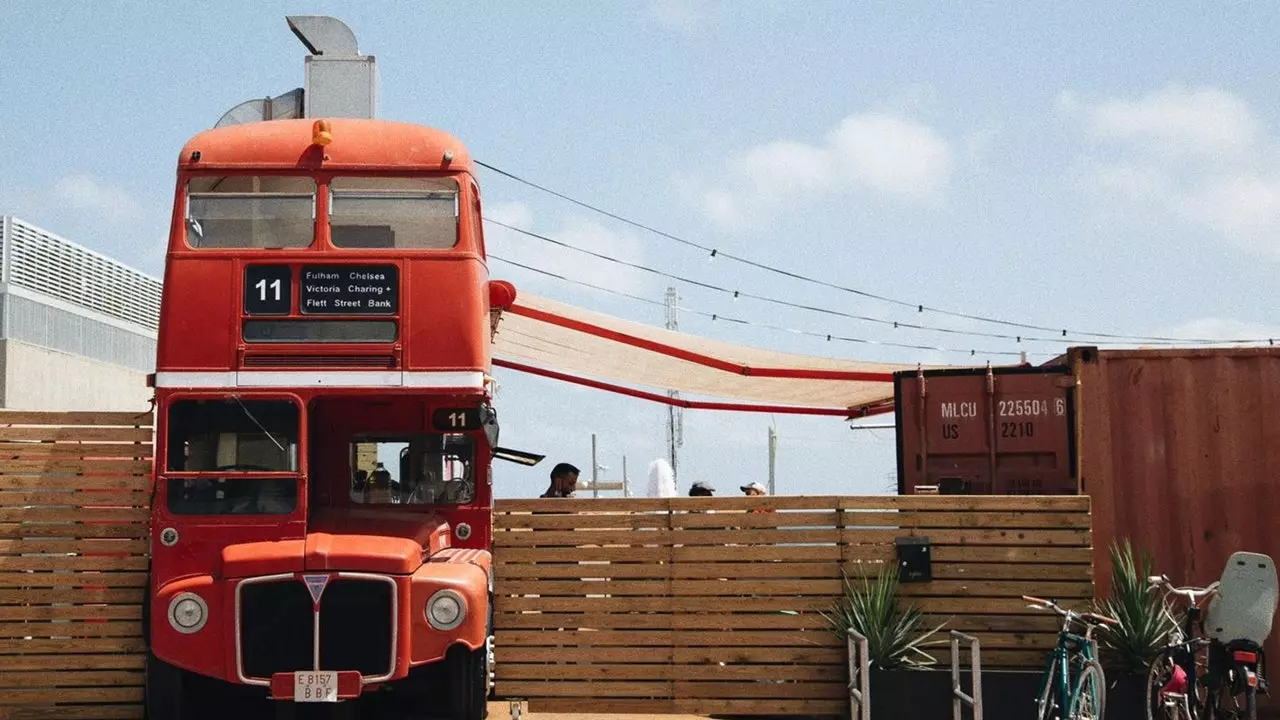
[591,433,599,498]
[767,426,777,495]
[664,286,682,475]
[622,455,629,497]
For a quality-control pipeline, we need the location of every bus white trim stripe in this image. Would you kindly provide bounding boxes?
[153,370,486,388]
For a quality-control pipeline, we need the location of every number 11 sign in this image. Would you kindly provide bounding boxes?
[244,265,293,315]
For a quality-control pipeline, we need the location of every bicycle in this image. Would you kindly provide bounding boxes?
[1145,574,1220,720]
[1024,594,1119,720]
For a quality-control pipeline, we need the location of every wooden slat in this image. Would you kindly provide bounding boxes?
[0,670,143,688]
[0,707,143,720]
[0,427,152,443]
[0,653,143,671]
[0,539,148,555]
[0,637,145,654]
[495,528,841,547]
[0,524,148,540]
[0,411,152,427]
[0,605,141,622]
[0,621,142,638]
[495,612,829,631]
[0,508,150,523]
[0,572,148,588]
[0,491,149,507]
[0,556,148,572]
[0,477,149,491]
[0,588,144,605]
[496,662,843,681]
[0,459,151,474]
[0,443,152,458]
[0,687,143,703]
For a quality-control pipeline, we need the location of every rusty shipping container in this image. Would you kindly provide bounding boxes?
[894,365,1077,495]
[1067,345,1280,589]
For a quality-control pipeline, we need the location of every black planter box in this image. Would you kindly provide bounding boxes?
[859,667,1150,719]
[866,667,1045,719]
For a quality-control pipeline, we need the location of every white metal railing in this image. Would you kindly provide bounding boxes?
[950,630,984,720]
[847,629,870,720]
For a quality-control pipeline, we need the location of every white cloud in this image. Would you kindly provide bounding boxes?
[1061,84,1280,260]
[1073,85,1260,161]
[484,204,656,298]
[699,110,954,230]
[50,173,146,223]
[1,173,163,274]
[649,0,716,32]
[831,113,953,197]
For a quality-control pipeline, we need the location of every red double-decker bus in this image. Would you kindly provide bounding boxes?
[144,116,513,718]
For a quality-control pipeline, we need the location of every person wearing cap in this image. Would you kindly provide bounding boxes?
[741,481,774,515]
[689,481,715,497]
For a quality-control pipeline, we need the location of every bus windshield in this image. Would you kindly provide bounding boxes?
[165,398,300,472]
[164,397,301,515]
[329,176,458,249]
[186,175,315,249]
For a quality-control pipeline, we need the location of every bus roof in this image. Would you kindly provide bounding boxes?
[177,118,475,174]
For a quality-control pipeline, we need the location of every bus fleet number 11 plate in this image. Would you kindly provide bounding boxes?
[295,671,338,702]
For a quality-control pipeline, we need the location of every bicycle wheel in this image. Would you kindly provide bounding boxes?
[1068,660,1106,720]
[1148,649,1183,720]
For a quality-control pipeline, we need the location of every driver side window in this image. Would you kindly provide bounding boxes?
[349,434,474,506]
[165,398,299,472]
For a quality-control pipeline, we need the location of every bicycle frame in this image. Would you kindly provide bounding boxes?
[1027,595,1113,718]
[1037,629,1098,711]
[1148,575,1219,718]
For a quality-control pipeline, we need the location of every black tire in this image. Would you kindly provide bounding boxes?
[444,644,488,720]
[144,651,186,720]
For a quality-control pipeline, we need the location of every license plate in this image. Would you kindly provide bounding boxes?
[294,671,338,702]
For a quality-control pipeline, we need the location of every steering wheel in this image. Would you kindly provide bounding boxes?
[214,463,274,472]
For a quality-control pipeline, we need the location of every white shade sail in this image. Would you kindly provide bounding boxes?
[491,292,932,417]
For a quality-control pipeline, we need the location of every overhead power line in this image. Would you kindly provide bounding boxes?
[477,160,1275,346]
[484,218,1263,348]
[489,254,1054,359]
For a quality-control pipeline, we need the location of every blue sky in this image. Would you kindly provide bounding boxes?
[3,2,1278,498]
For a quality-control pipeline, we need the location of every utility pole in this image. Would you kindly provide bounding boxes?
[664,286,683,476]
[768,426,777,495]
[591,433,599,498]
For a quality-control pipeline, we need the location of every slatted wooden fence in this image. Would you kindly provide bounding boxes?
[0,410,153,720]
[492,494,1092,716]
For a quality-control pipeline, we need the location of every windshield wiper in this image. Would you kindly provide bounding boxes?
[231,395,286,454]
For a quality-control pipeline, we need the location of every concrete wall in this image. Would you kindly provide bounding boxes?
[0,339,151,411]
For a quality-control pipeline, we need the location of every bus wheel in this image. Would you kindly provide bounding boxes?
[144,652,187,720]
[444,644,488,720]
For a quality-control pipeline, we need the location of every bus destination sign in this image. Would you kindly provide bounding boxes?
[300,265,399,315]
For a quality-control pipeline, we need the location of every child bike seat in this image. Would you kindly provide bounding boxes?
[1206,551,1279,647]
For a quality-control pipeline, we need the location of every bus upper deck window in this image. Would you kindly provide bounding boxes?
[329,177,459,250]
[185,176,315,249]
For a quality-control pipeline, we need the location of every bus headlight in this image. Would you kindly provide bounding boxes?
[168,592,208,634]
[426,589,466,631]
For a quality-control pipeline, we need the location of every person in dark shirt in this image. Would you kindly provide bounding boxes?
[540,462,580,498]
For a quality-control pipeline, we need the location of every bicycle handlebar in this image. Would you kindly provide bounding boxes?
[1148,574,1220,604]
[1021,595,1120,626]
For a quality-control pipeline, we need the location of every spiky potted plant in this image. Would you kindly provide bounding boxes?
[1095,539,1179,718]
[821,566,949,716]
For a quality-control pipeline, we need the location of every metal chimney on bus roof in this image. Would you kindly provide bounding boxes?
[213,15,377,128]
[286,15,379,119]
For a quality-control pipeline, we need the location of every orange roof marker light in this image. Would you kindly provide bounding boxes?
[311,120,333,146]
